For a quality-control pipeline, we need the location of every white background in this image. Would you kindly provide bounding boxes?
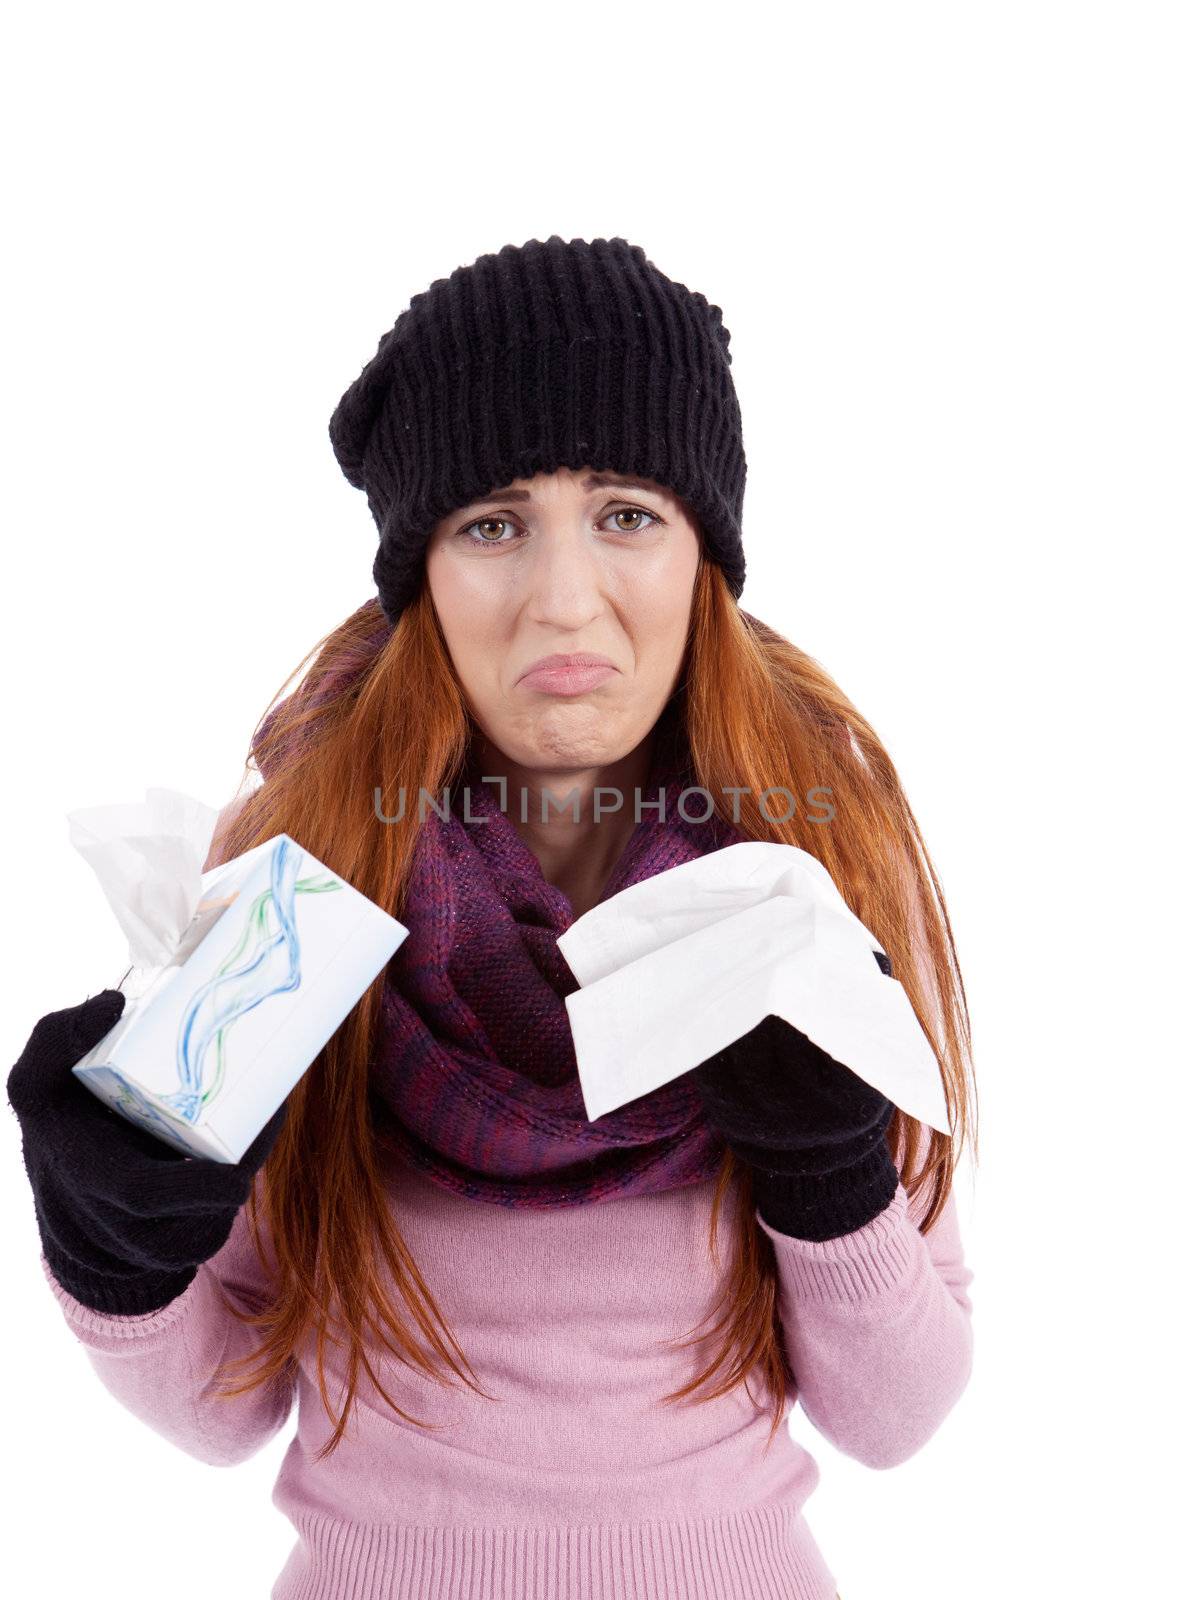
[2,3,1198,1596]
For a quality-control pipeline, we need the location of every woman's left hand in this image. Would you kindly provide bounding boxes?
[688,1009,900,1242]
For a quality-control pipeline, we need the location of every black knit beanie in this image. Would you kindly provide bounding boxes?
[328,235,748,626]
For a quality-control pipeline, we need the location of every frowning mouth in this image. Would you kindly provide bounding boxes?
[517,653,619,696]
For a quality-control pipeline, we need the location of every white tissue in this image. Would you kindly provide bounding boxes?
[557,841,950,1134]
[66,787,224,992]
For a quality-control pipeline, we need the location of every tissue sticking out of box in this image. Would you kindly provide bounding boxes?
[67,787,223,974]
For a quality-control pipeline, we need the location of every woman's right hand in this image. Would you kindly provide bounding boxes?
[6,990,288,1316]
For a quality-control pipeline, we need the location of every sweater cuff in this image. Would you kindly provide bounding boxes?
[755,1180,920,1303]
[40,1252,202,1337]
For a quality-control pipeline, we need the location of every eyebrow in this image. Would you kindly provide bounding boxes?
[457,472,675,509]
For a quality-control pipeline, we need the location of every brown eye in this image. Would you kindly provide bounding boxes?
[603,506,660,534]
[459,516,518,544]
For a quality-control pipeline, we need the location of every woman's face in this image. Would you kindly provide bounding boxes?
[425,465,701,775]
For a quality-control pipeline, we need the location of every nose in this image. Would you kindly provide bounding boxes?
[522,516,609,633]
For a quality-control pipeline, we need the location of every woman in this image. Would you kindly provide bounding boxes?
[7,235,976,1600]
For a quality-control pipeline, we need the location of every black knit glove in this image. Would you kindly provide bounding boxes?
[690,959,900,1242]
[6,989,288,1316]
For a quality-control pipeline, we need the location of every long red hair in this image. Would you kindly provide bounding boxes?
[208,559,977,1459]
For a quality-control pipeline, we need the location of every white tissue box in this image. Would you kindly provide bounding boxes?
[72,833,408,1162]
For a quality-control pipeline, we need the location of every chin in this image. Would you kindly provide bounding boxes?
[504,732,636,782]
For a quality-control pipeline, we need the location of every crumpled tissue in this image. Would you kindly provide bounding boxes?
[67,787,226,1005]
[557,841,950,1134]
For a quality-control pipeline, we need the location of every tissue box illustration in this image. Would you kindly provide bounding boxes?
[72,830,408,1162]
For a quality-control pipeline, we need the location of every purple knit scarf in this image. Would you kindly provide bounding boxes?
[371,726,746,1209]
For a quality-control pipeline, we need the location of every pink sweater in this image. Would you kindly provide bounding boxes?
[42,1150,974,1599]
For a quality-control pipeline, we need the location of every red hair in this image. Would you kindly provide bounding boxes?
[206,560,977,1458]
